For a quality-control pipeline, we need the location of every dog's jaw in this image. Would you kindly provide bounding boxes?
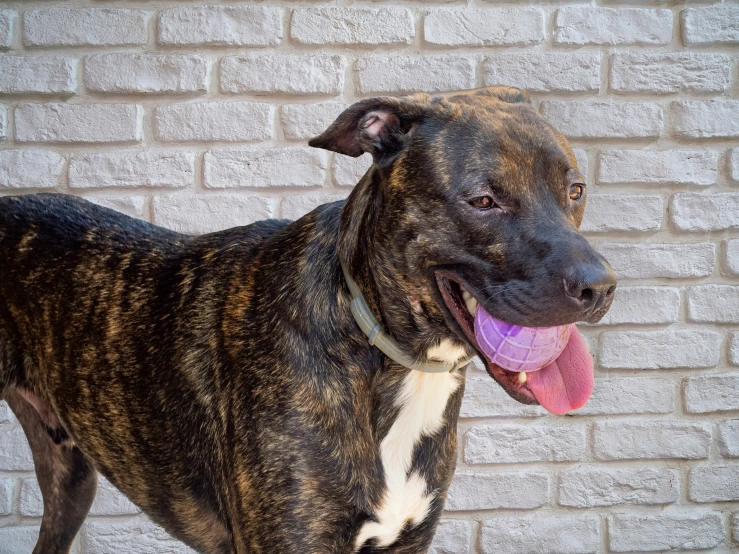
[435,271,539,405]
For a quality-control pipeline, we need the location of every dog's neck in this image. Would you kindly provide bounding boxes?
[337,166,473,369]
[341,262,473,373]
[331,208,468,551]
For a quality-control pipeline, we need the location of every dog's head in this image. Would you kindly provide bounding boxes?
[310,87,616,410]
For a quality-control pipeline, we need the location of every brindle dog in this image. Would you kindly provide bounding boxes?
[0,86,616,554]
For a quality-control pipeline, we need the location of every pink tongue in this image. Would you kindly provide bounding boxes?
[525,328,594,415]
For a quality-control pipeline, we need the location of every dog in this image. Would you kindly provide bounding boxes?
[0,86,616,554]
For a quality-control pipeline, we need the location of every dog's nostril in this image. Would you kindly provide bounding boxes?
[605,284,616,298]
[563,276,590,303]
[579,288,594,303]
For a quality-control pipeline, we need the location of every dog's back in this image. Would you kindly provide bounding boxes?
[0,194,185,388]
[0,193,290,379]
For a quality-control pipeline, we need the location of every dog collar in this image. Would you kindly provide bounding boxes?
[341,264,474,373]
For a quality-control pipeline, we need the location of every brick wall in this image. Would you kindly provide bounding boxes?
[0,1,738,553]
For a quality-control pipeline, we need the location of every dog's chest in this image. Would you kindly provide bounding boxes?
[354,343,464,551]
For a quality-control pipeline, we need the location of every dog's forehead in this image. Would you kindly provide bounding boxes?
[417,101,577,195]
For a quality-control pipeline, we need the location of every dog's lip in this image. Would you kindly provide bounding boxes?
[434,270,538,405]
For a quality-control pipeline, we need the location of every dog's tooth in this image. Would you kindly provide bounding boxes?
[518,372,527,384]
[461,289,471,301]
[465,296,478,316]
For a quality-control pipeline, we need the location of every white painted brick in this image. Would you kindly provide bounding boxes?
[572,377,674,416]
[446,471,549,511]
[611,53,730,94]
[0,150,65,189]
[0,421,34,470]
[554,7,671,45]
[586,286,679,326]
[204,147,327,189]
[0,478,11,515]
[573,148,588,177]
[733,513,739,545]
[718,421,739,458]
[687,285,739,323]
[598,150,717,186]
[460,376,546,418]
[481,516,599,554]
[598,241,714,280]
[88,196,148,220]
[70,152,194,189]
[21,474,139,516]
[152,195,274,235]
[221,55,344,95]
[333,154,371,188]
[280,193,347,221]
[0,401,11,422]
[292,8,414,46]
[280,103,348,141]
[153,102,273,143]
[560,467,678,507]
[594,421,711,461]
[732,333,739,366]
[24,8,147,47]
[0,10,14,49]
[672,192,739,231]
[580,194,662,233]
[685,374,739,414]
[356,55,475,94]
[85,54,207,95]
[425,9,543,46]
[464,424,585,464]
[84,520,196,554]
[600,329,721,370]
[428,519,472,554]
[0,105,5,141]
[158,7,281,47]
[0,56,76,94]
[541,102,662,139]
[682,6,739,46]
[483,52,599,93]
[731,148,739,184]
[596,243,715,279]
[0,527,39,554]
[554,6,672,45]
[672,101,739,139]
[609,512,724,552]
[16,103,141,144]
[726,239,739,276]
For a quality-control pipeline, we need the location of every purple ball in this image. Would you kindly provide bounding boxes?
[474,307,571,372]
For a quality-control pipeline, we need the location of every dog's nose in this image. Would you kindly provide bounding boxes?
[563,259,617,311]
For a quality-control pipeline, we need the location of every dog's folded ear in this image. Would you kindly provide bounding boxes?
[309,95,431,159]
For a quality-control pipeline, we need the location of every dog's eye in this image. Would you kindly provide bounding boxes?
[569,184,585,201]
[469,196,495,210]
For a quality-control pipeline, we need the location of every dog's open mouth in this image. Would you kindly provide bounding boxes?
[436,271,594,415]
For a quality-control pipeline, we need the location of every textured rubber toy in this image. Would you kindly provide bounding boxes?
[474,307,572,372]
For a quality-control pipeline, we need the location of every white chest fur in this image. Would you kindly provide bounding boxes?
[354,340,464,551]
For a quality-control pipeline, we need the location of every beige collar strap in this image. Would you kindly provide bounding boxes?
[341,264,474,373]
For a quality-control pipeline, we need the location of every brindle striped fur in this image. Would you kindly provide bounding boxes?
[0,87,606,553]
